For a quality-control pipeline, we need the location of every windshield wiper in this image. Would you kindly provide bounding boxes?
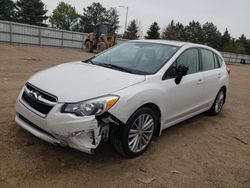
[82,58,95,64]
[98,63,133,73]
[87,60,95,64]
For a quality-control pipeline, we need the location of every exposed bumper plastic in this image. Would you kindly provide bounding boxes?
[15,99,102,154]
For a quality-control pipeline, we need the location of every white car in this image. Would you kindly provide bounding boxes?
[15,40,229,157]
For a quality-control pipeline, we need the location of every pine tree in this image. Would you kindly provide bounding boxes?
[221,29,233,52]
[0,0,15,21]
[234,41,246,54]
[247,40,250,55]
[175,22,186,40]
[15,0,48,26]
[145,22,160,39]
[235,34,248,54]
[161,20,183,40]
[238,34,248,53]
[79,3,120,33]
[79,2,107,33]
[221,29,231,43]
[202,22,221,50]
[123,19,139,40]
[162,20,176,40]
[184,21,204,43]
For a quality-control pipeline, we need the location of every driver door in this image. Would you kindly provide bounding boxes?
[162,48,204,127]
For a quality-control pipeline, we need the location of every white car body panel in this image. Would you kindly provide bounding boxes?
[28,62,145,102]
[15,40,229,154]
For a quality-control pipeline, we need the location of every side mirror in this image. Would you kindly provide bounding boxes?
[175,64,189,85]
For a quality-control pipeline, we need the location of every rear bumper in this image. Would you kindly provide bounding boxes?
[15,98,102,154]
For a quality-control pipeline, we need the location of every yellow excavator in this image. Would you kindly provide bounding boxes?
[84,23,116,53]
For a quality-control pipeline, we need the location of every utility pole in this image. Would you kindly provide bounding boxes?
[119,6,129,34]
[44,4,47,26]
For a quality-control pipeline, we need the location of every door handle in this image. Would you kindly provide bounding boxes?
[217,73,222,78]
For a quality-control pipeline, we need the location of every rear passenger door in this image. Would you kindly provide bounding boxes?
[200,48,222,107]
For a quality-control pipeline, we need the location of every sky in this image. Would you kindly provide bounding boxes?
[43,0,250,38]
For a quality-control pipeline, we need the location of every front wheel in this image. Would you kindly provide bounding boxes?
[85,41,93,53]
[111,107,157,157]
[96,42,107,53]
[209,89,225,115]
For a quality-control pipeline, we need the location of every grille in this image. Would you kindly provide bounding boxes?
[26,84,57,102]
[21,83,57,116]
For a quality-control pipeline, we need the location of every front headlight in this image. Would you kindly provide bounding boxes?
[62,95,119,117]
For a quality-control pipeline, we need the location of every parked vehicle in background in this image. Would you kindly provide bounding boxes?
[84,23,116,53]
[15,40,229,157]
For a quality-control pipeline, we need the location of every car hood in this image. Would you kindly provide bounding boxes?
[28,62,145,102]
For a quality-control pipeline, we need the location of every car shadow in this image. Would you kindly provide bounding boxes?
[13,111,216,174]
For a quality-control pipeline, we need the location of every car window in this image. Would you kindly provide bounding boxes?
[165,48,199,79]
[177,49,199,74]
[214,54,220,68]
[201,49,215,71]
[165,61,178,79]
[217,55,223,67]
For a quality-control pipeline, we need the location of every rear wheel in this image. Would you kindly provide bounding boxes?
[111,107,157,157]
[209,89,225,115]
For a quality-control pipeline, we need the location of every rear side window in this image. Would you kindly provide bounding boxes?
[201,49,215,71]
[165,48,199,79]
[214,54,220,68]
[217,56,224,67]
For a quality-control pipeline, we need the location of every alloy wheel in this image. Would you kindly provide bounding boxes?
[128,114,154,153]
[215,91,224,113]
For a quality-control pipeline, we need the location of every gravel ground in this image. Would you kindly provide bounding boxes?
[0,44,249,188]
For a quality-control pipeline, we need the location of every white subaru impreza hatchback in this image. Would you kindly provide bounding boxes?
[15,40,229,157]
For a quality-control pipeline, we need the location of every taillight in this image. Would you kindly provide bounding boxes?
[226,67,231,75]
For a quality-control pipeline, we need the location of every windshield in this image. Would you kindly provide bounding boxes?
[91,42,179,75]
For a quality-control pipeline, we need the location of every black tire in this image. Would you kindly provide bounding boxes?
[208,89,226,115]
[85,41,93,53]
[96,42,107,53]
[111,107,158,158]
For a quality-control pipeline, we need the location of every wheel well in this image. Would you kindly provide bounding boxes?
[84,39,90,45]
[221,86,227,103]
[140,103,162,137]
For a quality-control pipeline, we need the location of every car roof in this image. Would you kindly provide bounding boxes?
[132,39,188,47]
[131,39,221,56]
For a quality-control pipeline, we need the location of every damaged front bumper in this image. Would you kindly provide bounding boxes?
[15,99,114,154]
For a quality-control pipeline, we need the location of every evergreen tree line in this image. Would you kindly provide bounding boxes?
[123,19,250,54]
[0,0,249,54]
[143,20,250,54]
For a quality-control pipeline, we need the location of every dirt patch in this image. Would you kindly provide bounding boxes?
[0,44,250,188]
